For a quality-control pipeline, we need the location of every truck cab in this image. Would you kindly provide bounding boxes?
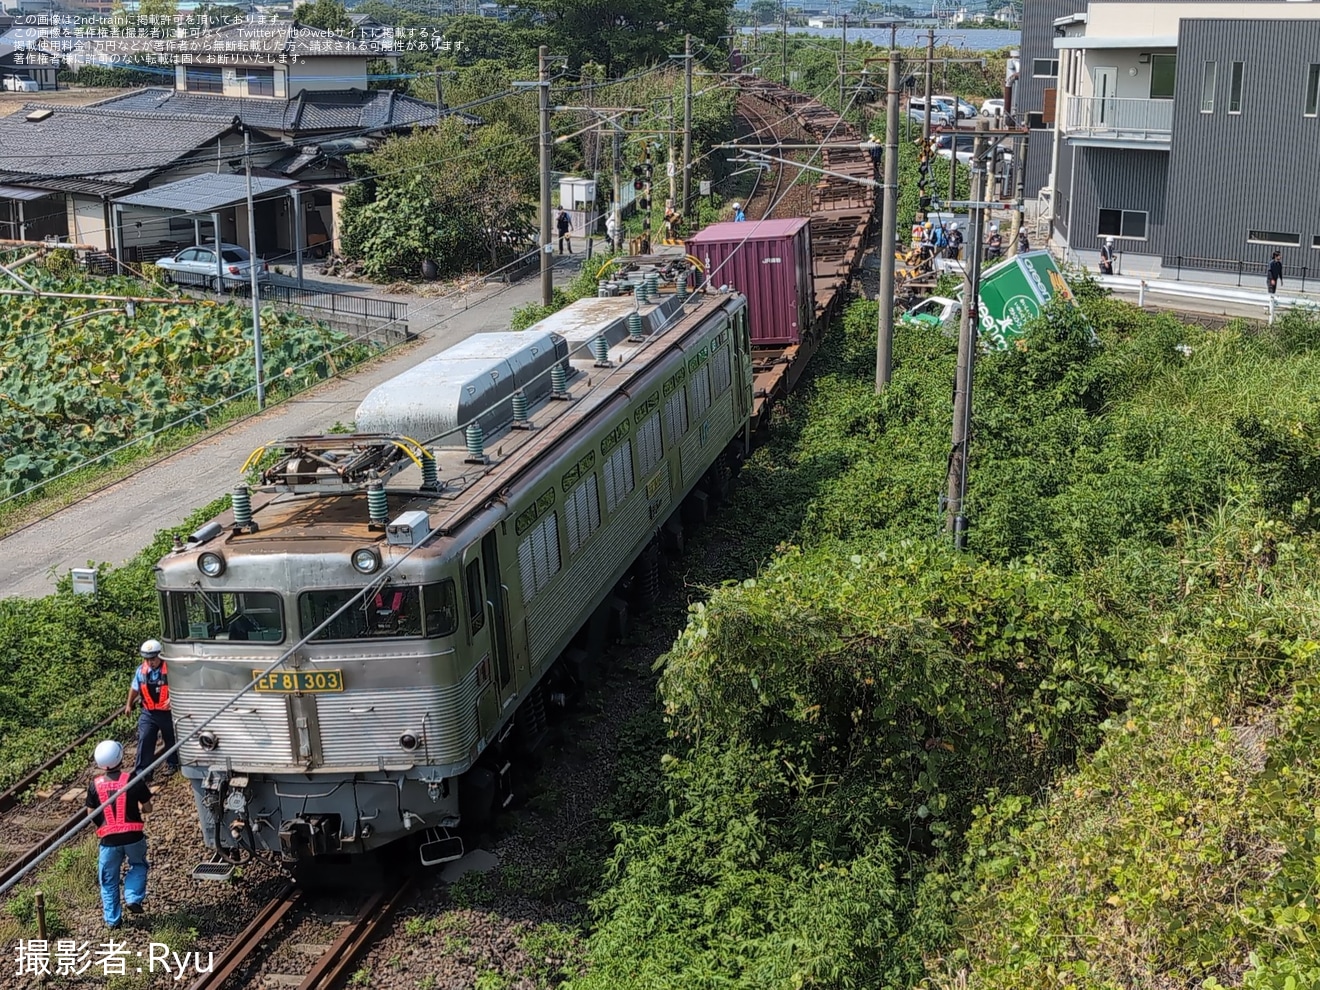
[901,296,959,330]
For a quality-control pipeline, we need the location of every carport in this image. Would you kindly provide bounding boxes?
[112,173,307,286]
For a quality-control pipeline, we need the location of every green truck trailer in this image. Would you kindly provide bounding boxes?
[899,250,1078,349]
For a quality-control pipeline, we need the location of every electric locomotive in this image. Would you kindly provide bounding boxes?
[154,263,752,873]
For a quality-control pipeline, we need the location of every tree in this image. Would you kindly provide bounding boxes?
[519,0,734,74]
[293,0,351,32]
[749,0,779,25]
[135,0,177,19]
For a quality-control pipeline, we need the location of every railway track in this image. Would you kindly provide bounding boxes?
[735,93,786,219]
[189,875,415,990]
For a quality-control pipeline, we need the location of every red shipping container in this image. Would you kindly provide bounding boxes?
[686,218,815,346]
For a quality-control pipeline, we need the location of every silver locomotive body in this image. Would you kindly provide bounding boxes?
[157,270,752,869]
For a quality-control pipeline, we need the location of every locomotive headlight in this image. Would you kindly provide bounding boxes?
[399,733,419,751]
[352,548,380,574]
[198,731,220,751]
[198,552,226,577]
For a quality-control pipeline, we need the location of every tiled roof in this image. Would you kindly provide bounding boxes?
[89,86,482,134]
[0,104,239,193]
[77,19,387,59]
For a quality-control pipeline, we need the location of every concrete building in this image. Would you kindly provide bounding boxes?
[1043,2,1320,283]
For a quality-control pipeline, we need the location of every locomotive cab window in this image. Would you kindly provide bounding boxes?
[464,559,485,635]
[299,582,457,640]
[161,590,284,643]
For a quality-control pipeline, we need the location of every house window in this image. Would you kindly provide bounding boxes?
[516,511,560,604]
[602,440,634,512]
[185,67,222,93]
[1228,61,1244,114]
[1312,235,1320,250]
[564,475,601,554]
[1032,58,1058,78]
[1248,230,1301,247]
[1150,54,1177,100]
[245,67,274,96]
[1097,209,1149,240]
[1306,64,1320,116]
[1200,61,1217,113]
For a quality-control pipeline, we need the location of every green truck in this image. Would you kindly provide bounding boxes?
[899,250,1078,350]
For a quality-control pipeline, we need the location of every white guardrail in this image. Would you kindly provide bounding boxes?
[1096,274,1319,325]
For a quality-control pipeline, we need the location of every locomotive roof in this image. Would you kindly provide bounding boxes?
[203,287,734,555]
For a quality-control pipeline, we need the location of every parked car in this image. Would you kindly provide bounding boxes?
[154,243,270,290]
[979,98,1006,117]
[933,95,978,120]
[933,132,1014,166]
[907,98,951,127]
[1,75,39,92]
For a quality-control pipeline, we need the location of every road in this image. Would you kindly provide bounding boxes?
[0,267,576,599]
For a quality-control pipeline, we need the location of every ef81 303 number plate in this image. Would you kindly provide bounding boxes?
[252,669,344,693]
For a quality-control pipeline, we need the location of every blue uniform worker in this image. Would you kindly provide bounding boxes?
[125,640,178,780]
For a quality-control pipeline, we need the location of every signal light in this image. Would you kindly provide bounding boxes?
[919,195,931,210]
[633,179,644,191]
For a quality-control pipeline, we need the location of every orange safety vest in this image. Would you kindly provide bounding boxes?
[93,773,144,838]
[138,660,170,712]
[374,591,404,613]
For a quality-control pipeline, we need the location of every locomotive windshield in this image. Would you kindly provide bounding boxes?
[298,581,458,641]
[160,590,284,643]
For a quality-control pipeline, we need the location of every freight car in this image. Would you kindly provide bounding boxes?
[157,265,751,872]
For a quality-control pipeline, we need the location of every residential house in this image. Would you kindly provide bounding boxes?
[1016,0,1085,200]
[0,19,476,265]
[1046,2,1320,281]
[0,33,58,89]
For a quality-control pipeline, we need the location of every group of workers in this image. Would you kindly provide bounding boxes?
[913,219,1031,264]
[85,640,179,928]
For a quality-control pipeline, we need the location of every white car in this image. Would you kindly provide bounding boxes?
[155,243,270,291]
[2,75,39,93]
[980,98,1006,117]
[933,95,978,120]
[907,98,951,127]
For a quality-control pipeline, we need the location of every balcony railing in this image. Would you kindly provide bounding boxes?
[1065,96,1174,140]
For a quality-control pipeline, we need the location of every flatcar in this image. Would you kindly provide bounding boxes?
[155,263,752,871]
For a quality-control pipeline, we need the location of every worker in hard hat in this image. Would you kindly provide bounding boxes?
[732,202,746,222]
[125,640,178,781]
[86,740,153,928]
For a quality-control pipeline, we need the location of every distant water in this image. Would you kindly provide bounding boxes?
[737,26,1020,51]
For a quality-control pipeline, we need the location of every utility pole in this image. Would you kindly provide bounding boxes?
[945,121,990,547]
[612,123,622,253]
[781,4,788,85]
[875,23,900,392]
[433,64,445,114]
[682,34,693,220]
[667,95,677,205]
[838,14,847,110]
[1008,129,1029,254]
[538,45,552,306]
[922,28,934,146]
[243,127,265,411]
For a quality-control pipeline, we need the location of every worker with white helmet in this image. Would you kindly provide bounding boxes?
[125,639,178,781]
[986,222,1004,261]
[732,202,746,222]
[85,739,153,928]
[1099,235,1116,275]
[946,221,964,261]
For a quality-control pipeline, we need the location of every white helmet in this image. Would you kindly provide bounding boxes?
[732,202,741,210]
[94,740,123,770]
[1105,236,1114,245]
[950,222,959,230]
[990,223,1000,231]
[140,639,162,657]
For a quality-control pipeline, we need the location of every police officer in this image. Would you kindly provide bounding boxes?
[86,740,153,928]
[125,640,179,781]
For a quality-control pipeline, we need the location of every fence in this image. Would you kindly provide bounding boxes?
[1064,97,1174,140]
[1167,255,1311,292]
[260,282,409,327]
[1098,274,1317,325]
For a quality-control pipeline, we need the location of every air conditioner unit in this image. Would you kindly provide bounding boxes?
[386,510,431,547]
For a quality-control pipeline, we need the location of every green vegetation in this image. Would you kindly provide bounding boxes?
[0,255,380,497]
[564,289,1320,986]
[0,497,229,790]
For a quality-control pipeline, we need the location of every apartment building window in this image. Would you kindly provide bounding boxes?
[246,67,274,97]
[1098,208,1148,240]
[1229,62,1244,114]
[185,67,223,93]
[1248,230,1301,247]
[1150,54,1177,100]
[1311,235,1320,250]
[1200,61,1217,113]
[1032,58,1059,78]
[1306,64,1320,116]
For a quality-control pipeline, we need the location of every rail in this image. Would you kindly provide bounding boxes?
[1064,96,1173,140]
[1097,274,1317,324]
[1168,255,1312,292]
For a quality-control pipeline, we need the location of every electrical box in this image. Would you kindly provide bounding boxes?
[386,510,431,547]
[558,176,596,211]
[70,567,97,595]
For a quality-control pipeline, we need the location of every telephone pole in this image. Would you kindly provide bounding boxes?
[682,33,693,219]
[1008,129,1029,254]
[838,14,847,110]
[538,45,552,306]
[667,95,677,204]
[243,127,265,411]
[922,29,934,146]
[875,22,900,392]
[781,4,788,85]
[433,64,445,114]
[945,121,990,547]
[612,123,622,252]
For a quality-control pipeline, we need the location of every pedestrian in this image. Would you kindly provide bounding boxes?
[986,223,1003,261]
[556,209,572,254]
[1099,236,1116,275]
[732,201,746,222]
[605,212,618,252]
[1017,228,1030,254]
[86,740,152,929]
[126,640,178,782]
[946,222,963,261]
[931,222,948,256]
[1268,250,1283,294]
